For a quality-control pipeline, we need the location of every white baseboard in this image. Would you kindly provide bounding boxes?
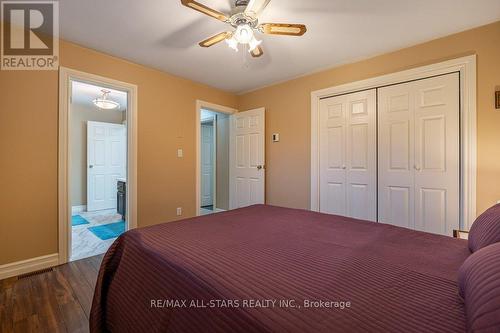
[215,208,226,213]
[0,253,59,280]
[72,205,87,214]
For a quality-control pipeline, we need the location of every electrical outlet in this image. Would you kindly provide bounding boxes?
[177,149,183,158]
[176,207,182,216]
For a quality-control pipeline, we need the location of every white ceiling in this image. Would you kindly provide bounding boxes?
[71,80,127,112]
[59,0,500,93]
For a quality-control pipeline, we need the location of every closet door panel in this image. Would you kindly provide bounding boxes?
[346,90,377,221]
[319,90,376,221]
[413,73,460,236]
[378,83,415,229]
[378,72,460,236]
[319,97,347,216]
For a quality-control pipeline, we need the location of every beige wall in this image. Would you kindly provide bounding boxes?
[216,113,230,210]
[0,39,237,264]
[239,21,500,216]
[70,103,125,206]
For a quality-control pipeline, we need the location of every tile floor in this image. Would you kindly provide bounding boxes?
[200,206,214,215]
[71,209,125,261]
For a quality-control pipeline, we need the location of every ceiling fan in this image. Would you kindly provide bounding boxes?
[180,0,307,58]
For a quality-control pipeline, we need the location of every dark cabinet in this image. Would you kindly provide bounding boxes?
[117,180,126,220]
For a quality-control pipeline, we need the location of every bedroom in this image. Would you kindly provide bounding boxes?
[1,0,500,332]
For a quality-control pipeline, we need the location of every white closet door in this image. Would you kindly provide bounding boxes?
[319,89,377,221]
[413,73,460,236]
[378,73,460,236]
[319,95,347,216]
[378,82,415,229]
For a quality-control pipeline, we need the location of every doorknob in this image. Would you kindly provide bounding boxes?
[342,165,346,169]
[414,165,421,171]
[89,165,94,169]
[257,165,263,170]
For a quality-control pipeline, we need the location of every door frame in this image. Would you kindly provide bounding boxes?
[58,67,138,264]
[310,55,477,230]
[196,100,237,216]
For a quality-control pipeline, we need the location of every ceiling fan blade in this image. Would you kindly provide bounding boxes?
[181,0,229,22]
[199,31,232,47]
[259,23,307,36]
[250,45,264,58]
[244,0,271,17]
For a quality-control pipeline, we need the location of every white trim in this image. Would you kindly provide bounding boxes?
[59,67,138,265]
[196,100,237,216]
[0,254,59,280]
[311,55,477,230]
[71,205,87,214]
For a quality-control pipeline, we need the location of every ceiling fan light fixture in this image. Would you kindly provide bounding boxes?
[234,24,254,44]
[225,36,239,52]
[180,0,307,59]
[248,35,262,52]
[93,89,120,110]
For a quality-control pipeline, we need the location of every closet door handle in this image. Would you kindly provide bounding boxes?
[414,165,421,171]
[342,165,346,170]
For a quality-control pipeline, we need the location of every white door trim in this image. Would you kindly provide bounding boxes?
[58,67,138,265]
[311,55,477,230]
[196,100,237,216]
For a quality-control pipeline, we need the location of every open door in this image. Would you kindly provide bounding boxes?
[87,121,126,211]
[229,108,265,209]
[200,117,216,207]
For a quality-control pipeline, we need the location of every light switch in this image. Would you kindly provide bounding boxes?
[177,149,183,158]
[272,133,280,142]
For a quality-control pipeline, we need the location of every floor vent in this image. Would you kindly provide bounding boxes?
[17,267,54,280]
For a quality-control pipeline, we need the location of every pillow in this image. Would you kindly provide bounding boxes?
[468,204,500,253]
[458,242,500,332]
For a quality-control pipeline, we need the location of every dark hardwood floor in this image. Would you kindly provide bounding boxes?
[0,255,103,333]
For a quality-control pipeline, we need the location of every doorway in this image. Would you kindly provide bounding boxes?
[58,67,138,264]
[195,101,266,216]
[69,81,127,261]
[200,109,230,215]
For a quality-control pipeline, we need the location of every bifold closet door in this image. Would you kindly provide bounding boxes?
[378,73,460,236]
[319,89,377,221]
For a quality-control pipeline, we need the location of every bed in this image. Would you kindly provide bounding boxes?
[90,205,470,332]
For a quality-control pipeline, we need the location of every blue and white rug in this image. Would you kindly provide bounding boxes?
[72,215,90,226]
[88,221,125,240]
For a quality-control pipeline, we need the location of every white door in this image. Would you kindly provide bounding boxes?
[229,108,265,209]
[200,121,215,207]
[378,73,460,236]
[319,89,377,221]
[87,121,126,211]
[377,81,415,229]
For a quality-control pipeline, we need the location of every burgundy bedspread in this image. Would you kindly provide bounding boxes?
[90,205,470,333]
